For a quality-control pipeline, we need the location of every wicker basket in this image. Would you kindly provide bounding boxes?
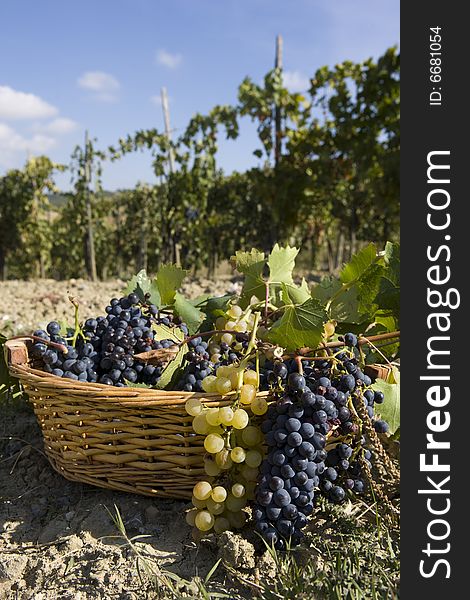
[5,338,270,500]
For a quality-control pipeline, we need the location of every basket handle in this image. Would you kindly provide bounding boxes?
[4,338,30,367]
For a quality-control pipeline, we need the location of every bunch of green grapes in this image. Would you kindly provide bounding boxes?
[199,364,268,416]
[207,304,257,359]
[184,368,266,538]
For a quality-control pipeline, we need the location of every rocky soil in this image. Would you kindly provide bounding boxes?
[0,400,271,599]
[0,277,242,338]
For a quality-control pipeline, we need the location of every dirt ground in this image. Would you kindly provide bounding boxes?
[0,398,273,599]
[0,277,242,338]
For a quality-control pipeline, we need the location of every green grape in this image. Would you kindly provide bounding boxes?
[185,397,203,416]
[216,377,232,395]
[185,509,197,526]
[215,448,233,470]
[231,483,245,498]
[192,413,210,435]
[228,305,243,319]
[213,516,230,534]
[241,425,262,446]
[215,316,226,330]
[245,449,263,468]
[191,495,206,509]
[210,353,221,363]
[193,481,212,501]
[221,333,233,345]
[225,493,247,512]
[230,446,246,463]
[229,370,240,390]
[243,369,258,387]
[240,465,259,481]
[251,397,268,415]
[202,375,217,393]
[232,409,249,429]
[206,408,221,426]
[239,384,256,405]
[211,486,228,502]
[219,406,234,425]
[204,457,221,477]
[204,433,225,454]
[195,510,215,532]
[206,497,225,515]
[233,321,247,333]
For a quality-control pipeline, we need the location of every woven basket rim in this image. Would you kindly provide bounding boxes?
[5,338,270,404]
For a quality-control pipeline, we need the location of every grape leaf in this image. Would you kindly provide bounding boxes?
[124,270,161,306]
[267,298,328,351]
[268,244,299,285]
[284,279,311,305]
[340,243,377,284]
[156,264,187,306]
[156,343,188,390]
[311,276,363,324]
[232,248,266,307]
[173,292,204,334]
[152,323,185,343]
[372,378,400,434]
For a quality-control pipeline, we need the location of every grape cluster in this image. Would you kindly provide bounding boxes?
[253,334,389,548]
[32,293,186,387]
[184,366,266,538]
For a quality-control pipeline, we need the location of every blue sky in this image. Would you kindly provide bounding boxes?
[0,0,399,190]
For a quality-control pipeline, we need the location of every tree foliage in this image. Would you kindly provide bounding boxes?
[0,48,399,280]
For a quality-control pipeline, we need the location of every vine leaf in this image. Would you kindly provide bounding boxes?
[372,375,400,435]
[173,292,204,334]
[232,248,266,307]
[151,323,185,343]
[156,343,188,390]
[267,244,299,285]
[284,279,311,305]
[156,264,187,306]
[267,297,328,351]
[340,243,377,284]
[124,270,161,306]
[134,347,179,364]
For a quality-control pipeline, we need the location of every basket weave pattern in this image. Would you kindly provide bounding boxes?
[5,339,269,499]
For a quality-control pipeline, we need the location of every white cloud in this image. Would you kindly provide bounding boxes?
[77,71,120,101]
[283,71,310,93]
[0,122,57,167]
[156,49,182,69]
[0,85,58,121]
[32,117,78,135]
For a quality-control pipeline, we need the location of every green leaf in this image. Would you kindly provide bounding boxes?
[267,298,328,351]
[173,292,204,334]
[156,264,187,306]
[372,378,400,434]
[152,323,185,343]
[125,380,150,388]
[340,243,377,284]
[267,243,298,285]
[156,343,188,390]
[311,276,363,324]
[284,279,311,305]
[124,270,161,306]
[232,248,266,307]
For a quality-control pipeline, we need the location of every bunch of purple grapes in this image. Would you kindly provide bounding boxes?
[31,292,187,387]
[253,332,389,549]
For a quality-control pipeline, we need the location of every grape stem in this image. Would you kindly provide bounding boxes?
[181,329,250,346]
[293,331,400,356]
